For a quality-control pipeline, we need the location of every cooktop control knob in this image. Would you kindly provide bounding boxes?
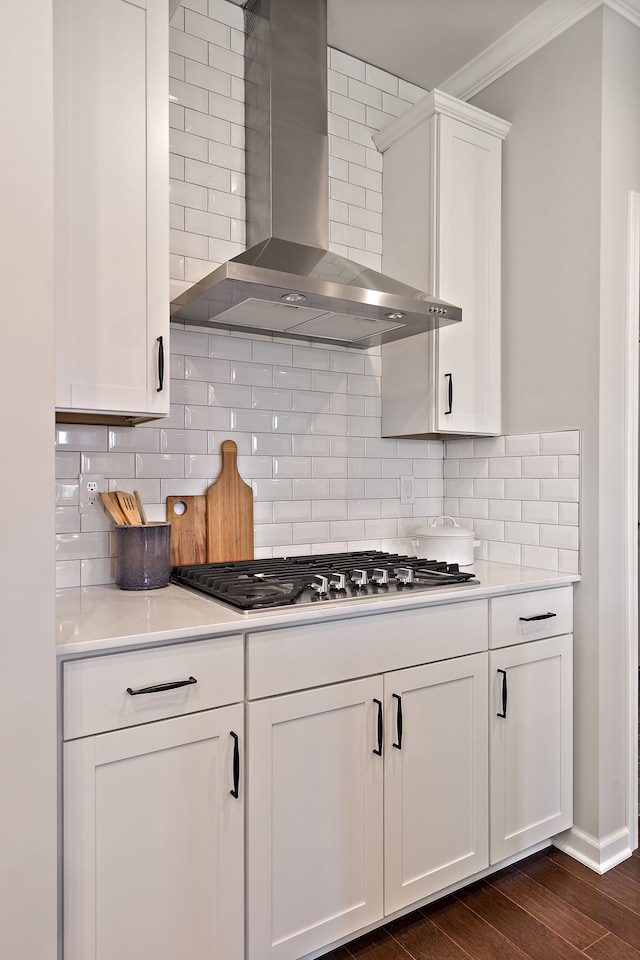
[312,575,329,595]
[396,566,415,585]
[329,572,347,591]
[371,568,389,585]
[351,569,368,588]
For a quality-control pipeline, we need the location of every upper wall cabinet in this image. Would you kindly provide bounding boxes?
[375,91,510,438]
[53,0,169,424]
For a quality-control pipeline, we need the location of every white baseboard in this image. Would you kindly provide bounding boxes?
[553,824,633,873]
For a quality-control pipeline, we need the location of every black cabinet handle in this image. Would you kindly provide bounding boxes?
[230,731,240,799]
[392,693,403,749]
[497,669,507,718]
[126,675,197,696]
[444,373,453,414]
[519,612,557,621]
[373,699,383,756]
[157,335,165,392]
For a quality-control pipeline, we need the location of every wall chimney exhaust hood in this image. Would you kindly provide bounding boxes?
[170,0,462,348]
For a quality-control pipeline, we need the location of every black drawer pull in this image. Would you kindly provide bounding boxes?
[126,676,197,696]
[497,669,507,718]
[373,699,383,756]
[444,372,453,414]
[230,731,240,799]
[392,693,403,750]
[157,335,165,392]
[518,612,557,622]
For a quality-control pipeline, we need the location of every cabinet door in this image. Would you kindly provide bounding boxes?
[54,0,169,419]
[490,634,573,863]
[247,678,384,960]
[434,115,502,434]
[63,705,243,960]
[384,653,488,914]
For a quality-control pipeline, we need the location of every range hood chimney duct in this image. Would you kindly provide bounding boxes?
[170,0,462,348]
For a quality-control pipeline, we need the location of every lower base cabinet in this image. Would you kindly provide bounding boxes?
[247,654,489,960]
[63,705,244,960]
[247,678,385,960]
[384,653,489,914]
[489,634,573,863]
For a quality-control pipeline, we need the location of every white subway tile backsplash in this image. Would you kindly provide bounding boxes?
[252,433,291,456]
[473,478,505,500]
[458,458,488,479]
[474,519,505,541]
[540,430,580,455]
[56,451,79,479]
[56,506,80,534]
[474,436,505,457]
[273,366,312,391]
[559,502,579,526]
[504,522,539,546]
[273,501,311,523]
[56,424,107,451]
[522,545,559,570]
[488,499,522,521]
[292,435,330,457]
[136,454,185,480]
[81,452,136,476]
[540,478,579,502]
[294,391,331,415]
[558,550,580,574]
[293,522,331,544]
[522,456,558,478]
[489,457,521,479]
[505,479,539,500]
[293,478,330,500]
[458,498,489,519]
[521,500,559,524]
[274,457,311,478]
[559,455,580,478]
[56,560,81,589]
[540,524,579,550]
[488,541,522,565]
[446,478,474,498]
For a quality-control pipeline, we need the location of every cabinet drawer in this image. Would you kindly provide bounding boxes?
[63,635,243,740]
[247,599,488,699]
[489,588,573,649]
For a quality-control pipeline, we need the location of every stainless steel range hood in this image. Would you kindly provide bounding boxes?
[170,0,462,348]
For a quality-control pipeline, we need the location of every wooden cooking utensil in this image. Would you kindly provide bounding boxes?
[166,495,207,566]
[133,489,148,524]
[100,492,127,526]
[115,491,141,525]
[206,439,254,562]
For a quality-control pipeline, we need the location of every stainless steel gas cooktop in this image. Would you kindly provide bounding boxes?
[171,550,478,612]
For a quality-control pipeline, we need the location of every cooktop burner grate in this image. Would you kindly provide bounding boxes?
[171,550,478,611]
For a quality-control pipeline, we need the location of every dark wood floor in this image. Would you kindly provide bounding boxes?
[324,824,640,960]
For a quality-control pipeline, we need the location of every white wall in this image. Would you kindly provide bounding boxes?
[0,2,57,957]
[473,7,640,858]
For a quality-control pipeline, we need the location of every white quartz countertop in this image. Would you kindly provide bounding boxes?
[57,561,580,657]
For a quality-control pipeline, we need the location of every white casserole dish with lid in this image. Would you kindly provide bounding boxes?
[412,516,479,566]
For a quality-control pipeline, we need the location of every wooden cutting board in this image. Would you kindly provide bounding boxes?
[166,495,207,566]
[206,439,254,562]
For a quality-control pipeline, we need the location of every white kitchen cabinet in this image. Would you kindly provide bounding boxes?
[384,653,488,913]
[489,633,573,863]
[247,678,385,960]
[53,0,169,423]
[246,611,490,960]
[375,90,510,437]
[62,636,244,960]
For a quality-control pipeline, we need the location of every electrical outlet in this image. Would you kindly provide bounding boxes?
[400,475,415,505]
[79,474,105,514]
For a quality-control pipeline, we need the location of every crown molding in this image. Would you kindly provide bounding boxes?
[439,0,640,102]
[373,89,511,154]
